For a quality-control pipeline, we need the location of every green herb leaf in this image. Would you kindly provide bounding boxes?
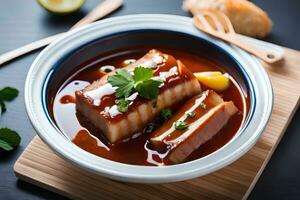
[0,100,6,113]
[115,82,134,98]
[0,128,21,151]
[200,103,207,110]
[161,108,172,121]
[133,67,163,99]
[108,69,134,98]
[135,79,163,99]
[0,128,21,146]
[0,88,20,151]
[108,67,163,100]
[0,87,19,101]
[174,121,189,130]
[0,139,13,151]
[115,98,130,113]
[133,67,153,84]
[0,87,18,114]
[186,111,196,118]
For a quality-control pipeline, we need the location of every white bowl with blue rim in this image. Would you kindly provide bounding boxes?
[24,14,273,183]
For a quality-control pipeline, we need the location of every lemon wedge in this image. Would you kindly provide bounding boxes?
[194,71,230,92]
[37,0,85,14]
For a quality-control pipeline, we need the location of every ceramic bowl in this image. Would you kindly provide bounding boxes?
[25,14,273,183]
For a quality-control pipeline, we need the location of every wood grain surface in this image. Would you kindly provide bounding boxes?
[13,48,300,200]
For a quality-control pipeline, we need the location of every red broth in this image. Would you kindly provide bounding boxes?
[49,48,249,166]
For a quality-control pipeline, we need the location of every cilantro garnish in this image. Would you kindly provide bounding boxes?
[108,67,163,112]
[0,87,19,114]
[0,87,19,101]
[0,128,21,151]
[0,101,6,113]
[115,99,130,113]
[108,67,163,100]
[186,111,196,118]
[161,108,172,121]
[135,79,162,99]
[0,87,21,151]
[174,121,189,130]
[133,67,153,84]
[200,103,207,110]
[107,69,134,98]
[133,67,162,99]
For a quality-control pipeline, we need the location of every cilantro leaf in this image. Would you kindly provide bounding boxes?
[133,67,153,84]
[174,121,189,130]
[108,69,134,98]
[0,87,18,114]
[161,108,172,121]
[135,79,163,99]
[0,128,21,146]
[107,69,133,87]
[117,68,133,81]
[200,103,207,110]
[186,111,196,118]
[0,139,13,151]
[115,99,130,113]
[0,87,20,151]
[0,100,6,113]
[108,67,163,102]
[133,67,163,99]
[0,87,19,101]
[0,128,21,151]
[115,82,134,98]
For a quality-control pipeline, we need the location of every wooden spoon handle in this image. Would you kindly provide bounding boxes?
[71,0,123,30]
[0,0,123,66]
[226,36,282,63]
[0,33,64,66]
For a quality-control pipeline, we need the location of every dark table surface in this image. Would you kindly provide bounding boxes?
[0,0,300,199]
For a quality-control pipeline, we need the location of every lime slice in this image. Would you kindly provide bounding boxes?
[37,0,85,14]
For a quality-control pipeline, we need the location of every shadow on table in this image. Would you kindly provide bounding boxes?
[0,150,16,163]
[41,10,87,29]
[16,180,70,200]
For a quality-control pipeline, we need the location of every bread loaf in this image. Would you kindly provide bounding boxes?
[183,0,273,38]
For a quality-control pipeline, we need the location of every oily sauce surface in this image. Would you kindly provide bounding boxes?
[50,48,249,166]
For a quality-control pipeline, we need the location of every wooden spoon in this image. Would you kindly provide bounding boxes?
[0,0,123,66]
[193,10,283,64]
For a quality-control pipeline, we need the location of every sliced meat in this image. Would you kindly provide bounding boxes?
[75,50,201,143]
[98,49,174,85]
[150,90,224,147]
[150,90,238,164]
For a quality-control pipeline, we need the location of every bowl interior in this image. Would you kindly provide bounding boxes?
[45,30,253,142]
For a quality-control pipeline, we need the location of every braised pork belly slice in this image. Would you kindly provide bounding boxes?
[98,49,175,85]
[150,90,238,164]
[75,50,201,143]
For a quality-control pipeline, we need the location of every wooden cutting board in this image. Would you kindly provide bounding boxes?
[14,47,300,200]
